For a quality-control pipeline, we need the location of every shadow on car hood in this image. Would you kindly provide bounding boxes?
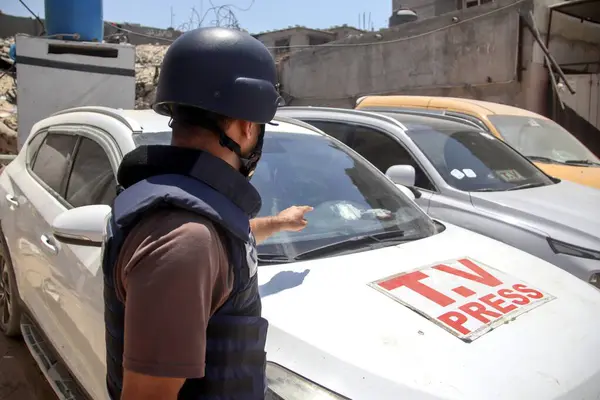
[258,224,600,400]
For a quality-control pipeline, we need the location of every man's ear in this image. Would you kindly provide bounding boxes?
[240,120,255,139]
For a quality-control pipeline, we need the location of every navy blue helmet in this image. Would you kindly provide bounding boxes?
[153,27,280,124]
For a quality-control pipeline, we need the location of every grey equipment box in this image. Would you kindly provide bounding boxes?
[15,34,136,149]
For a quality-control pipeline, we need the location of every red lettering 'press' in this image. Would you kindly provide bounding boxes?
[459,302,503,323]
[438,311,471,335]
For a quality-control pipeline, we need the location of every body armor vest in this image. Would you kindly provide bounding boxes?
[102,145,268,400]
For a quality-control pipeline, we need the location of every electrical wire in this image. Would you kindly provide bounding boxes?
[100,0,525,51]
[270,0,525,50]
[17,0,45,35]
[178,0,255,31]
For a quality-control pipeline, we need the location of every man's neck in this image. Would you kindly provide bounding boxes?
[171,138,241,171]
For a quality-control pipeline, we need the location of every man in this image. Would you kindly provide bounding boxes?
[101,27,312,400]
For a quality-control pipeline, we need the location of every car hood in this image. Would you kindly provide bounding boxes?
[469,180,600,246]
[259,224,600,400]
[534,162,600,190]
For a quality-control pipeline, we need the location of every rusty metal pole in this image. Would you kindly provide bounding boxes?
[521,10,576,94]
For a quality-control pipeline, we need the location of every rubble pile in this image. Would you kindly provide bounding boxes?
[0,37,17,154]
[0,37,172,154]
[134,44,169,109]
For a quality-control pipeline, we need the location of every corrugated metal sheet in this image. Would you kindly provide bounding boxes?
[560,73,600,130]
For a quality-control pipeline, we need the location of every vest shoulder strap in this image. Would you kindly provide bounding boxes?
[112,174,250,241]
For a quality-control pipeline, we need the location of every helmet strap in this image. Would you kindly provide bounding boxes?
[168,107,264,179]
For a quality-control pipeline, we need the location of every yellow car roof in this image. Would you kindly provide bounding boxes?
[357,95,549,119]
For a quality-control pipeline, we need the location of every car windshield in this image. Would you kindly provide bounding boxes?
[488,115,600,165]
[133,128,437,260]
[400,124,555,192]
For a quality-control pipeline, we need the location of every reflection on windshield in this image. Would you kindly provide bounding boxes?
[488,115,599,165]
[252,132,436,259]
[134,130,437,261]
[406,128,554,192]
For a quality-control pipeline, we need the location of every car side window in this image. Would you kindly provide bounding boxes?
[66,137,117,207]
[303,120,352,143]
[349,125,436,191]
[31,133,78,195]
[445,112,489,131]
[25,131,47,168]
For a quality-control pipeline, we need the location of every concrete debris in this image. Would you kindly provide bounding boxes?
[135,44,168,109]
[0,37,172,154]
[0,37,17,154]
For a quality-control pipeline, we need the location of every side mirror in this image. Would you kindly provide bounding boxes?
[395,184,416,201]
[386,165,416,187]
[52,205,111,246]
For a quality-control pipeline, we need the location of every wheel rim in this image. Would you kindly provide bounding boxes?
[0,255,11,327]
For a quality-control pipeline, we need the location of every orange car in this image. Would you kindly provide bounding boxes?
[356,95,600,189]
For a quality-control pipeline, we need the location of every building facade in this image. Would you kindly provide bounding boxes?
[392,0,493,21]
[253,25,364,56]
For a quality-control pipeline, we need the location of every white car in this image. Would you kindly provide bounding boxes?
[0,106,599,400]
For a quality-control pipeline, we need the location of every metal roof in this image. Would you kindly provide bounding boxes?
[550,0,600,24]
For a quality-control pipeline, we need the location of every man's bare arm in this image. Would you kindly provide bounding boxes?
[250,205,313,244]
[121,371,184,400]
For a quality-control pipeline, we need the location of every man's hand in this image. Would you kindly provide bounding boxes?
[250,205,313,244]
[276,206,314,232]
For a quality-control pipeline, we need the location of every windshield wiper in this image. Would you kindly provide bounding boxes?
[257,253,294,265]
[293,230,415,261]
[504,182,547,191]
[258,230,414,265]
[562,159,600,166]
[525,155,562,164]
[470,188,500,192]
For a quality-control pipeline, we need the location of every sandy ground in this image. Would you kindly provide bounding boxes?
[0,334,57,400]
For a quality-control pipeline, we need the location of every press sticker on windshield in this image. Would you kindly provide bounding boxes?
[369,258,556,342]
[463,169,476,178]
[496,169,525,182]
[451,169,465,180]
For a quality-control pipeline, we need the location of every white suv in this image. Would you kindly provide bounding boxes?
[2,107,600,400]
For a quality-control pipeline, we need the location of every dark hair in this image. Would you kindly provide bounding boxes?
[169,104,230,140]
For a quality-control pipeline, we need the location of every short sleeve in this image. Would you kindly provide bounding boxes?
[116,209,233,378]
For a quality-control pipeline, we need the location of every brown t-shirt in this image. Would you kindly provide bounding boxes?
[115,209,233,378]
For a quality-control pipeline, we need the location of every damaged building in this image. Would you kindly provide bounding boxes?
[278,0,600,155]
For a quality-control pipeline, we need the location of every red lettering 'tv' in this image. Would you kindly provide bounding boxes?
[433,259,503,287]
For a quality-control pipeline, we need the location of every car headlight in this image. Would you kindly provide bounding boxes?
[547,238,600,261]
[589,274,600,290]
[266,362,347,400]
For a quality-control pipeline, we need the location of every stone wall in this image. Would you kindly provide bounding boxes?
[280,0,528,108]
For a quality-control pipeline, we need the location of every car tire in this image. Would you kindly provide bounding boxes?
[0,233,22,337]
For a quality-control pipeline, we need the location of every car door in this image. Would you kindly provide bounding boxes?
[304,119,437,210]
[0,129,49,319]
[9,130,79,350]
[48,131,118,400]
[13,124,115,399]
